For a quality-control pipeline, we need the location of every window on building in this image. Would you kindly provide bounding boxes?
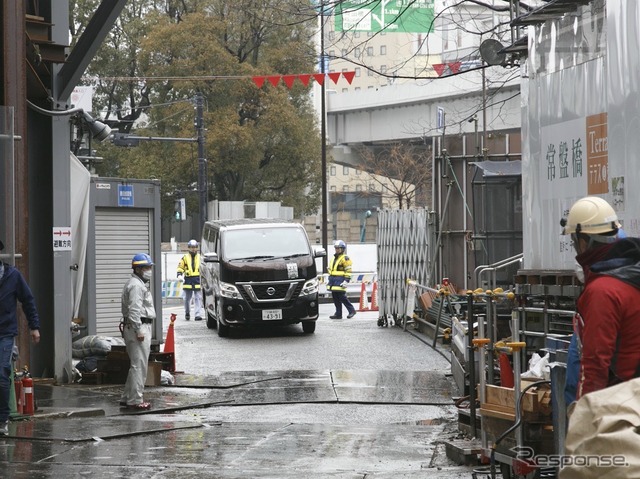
[355,87,361,91]
[341,48,348,56]
[356,184,363,191]
[342,88,348,92]
[356,169,362,175]
[368,85,374,89]
[367,69,374,77]
[380,45,387,55]
[355,47,361,57]
[354,32,360,38]
[343,166,349,175]
[367,46,374,56]
[355,67,361,77]
[369,184,376,192]
[329,49,335,57]
[381,65,387,74]
[343,185,349,192]
[330,186,336,192]
[328,32,335,41]
[330,165,336,176]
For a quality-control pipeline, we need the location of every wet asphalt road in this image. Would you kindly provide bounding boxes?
[0,302,480,478]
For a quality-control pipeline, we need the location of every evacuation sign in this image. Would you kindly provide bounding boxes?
[53,227,72,251]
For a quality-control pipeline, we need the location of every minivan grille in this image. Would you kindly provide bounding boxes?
[239,280,304,308]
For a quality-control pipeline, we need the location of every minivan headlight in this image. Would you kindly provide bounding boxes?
[300,277,319,296]
[220,282,241,299]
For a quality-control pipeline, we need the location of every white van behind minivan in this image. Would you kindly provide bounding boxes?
[200,219,326,337]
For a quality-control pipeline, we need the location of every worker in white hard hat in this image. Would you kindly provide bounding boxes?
[177,239,204,321]
[560,196,640,400]
[327,240,356,319]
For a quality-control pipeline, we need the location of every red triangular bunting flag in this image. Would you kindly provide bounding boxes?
[297,74,312,86]
[282,75,296,89]
[313,73,325,85]
[252,76,266,88]
[267,75,281,87]
[433,64,446,77]
[342,71,356,84]
[448,62,462,74]
[328,72,341,84]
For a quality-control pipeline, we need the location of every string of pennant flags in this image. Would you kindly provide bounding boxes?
[252,71,356,89]
[432,62,462,76]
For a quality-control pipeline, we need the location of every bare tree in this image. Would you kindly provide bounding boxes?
[356,143,432,209]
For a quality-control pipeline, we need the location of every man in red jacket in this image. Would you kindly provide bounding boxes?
[562,196,640,399]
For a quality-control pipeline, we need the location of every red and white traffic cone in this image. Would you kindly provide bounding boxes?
[358,283,370,311]
[370,281,379,311]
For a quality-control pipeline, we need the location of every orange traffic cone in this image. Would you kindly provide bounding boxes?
[370,281,379,311]
[358,282,370,311]
[164,313,176,372]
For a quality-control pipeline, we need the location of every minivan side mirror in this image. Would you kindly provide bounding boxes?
[313,247,326,258]
[203,252,219,263]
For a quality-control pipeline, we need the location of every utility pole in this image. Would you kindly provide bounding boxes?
[112,93,207,234]
[320,1,328,272]
[195,92,207,234]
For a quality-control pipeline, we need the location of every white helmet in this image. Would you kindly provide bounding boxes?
[562,196,620,235]
[187,239,198,248]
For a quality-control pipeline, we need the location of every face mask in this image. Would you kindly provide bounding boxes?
[574,260,585,284]
[142,270,152,282]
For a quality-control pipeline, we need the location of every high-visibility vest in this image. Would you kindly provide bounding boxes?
[177,253,201,290]
[327,254,352,291]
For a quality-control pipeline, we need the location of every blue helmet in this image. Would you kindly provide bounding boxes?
[132,253,154,268]
[334,240,346,249]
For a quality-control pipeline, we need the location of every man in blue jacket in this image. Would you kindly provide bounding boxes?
[0,240,41,435]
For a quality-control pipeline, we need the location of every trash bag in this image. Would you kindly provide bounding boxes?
[160,369,174,386]
[561,377,640,478]
[72,335,124,358]
[75,356,99,373]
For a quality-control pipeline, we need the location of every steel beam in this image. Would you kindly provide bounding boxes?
[57,0,128,101]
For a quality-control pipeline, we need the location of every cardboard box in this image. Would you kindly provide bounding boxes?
[145,361,162,386]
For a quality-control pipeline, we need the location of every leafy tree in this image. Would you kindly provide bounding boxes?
[72,0,322,219]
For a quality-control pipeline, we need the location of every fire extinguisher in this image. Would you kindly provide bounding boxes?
[21,366,34,416]
[14,369,23,415]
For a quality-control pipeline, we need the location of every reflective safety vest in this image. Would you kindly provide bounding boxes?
[327,253,352,292]
[177,253,201,290]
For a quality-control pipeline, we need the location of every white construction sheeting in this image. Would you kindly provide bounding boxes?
[520,0,640,271]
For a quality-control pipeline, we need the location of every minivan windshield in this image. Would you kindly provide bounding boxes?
[222,227,310,261]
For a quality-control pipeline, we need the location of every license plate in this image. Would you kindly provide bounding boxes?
[262,309,282,320]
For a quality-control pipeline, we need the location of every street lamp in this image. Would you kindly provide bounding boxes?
[27,100,112,142]
[360,210,372,243]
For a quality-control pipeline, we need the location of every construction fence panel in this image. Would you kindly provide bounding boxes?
[376,209,436,322]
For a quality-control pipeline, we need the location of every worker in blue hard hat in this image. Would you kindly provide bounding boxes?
[119,253,156,410]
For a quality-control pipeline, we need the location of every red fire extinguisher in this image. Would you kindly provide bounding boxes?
[14,370,23,415]
[22,367,34,416]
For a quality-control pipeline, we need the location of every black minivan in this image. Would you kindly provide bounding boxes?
[200,218,326,337]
